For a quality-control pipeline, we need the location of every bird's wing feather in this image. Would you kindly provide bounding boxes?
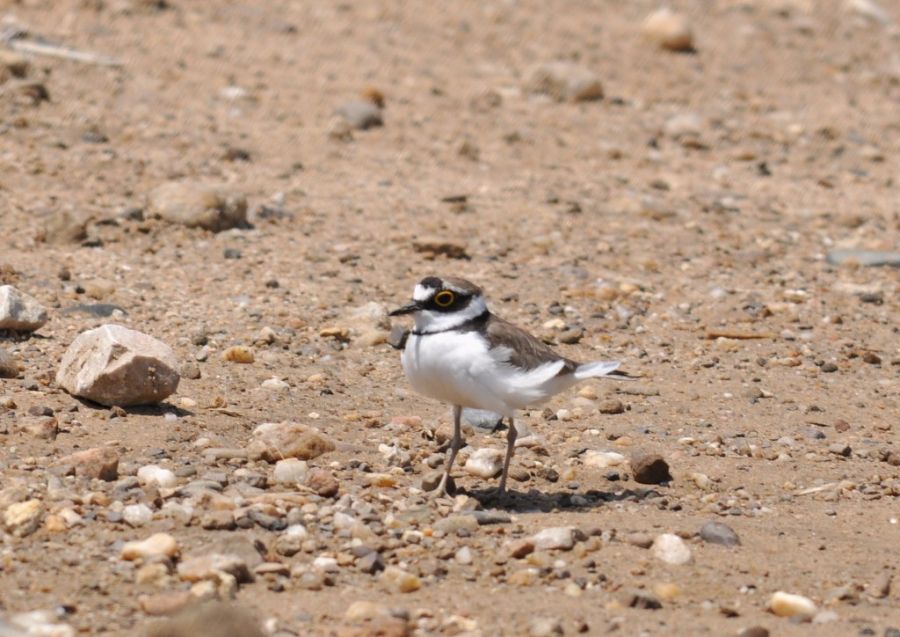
[485,315,577,374]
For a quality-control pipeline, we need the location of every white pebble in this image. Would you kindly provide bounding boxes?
[651,533,693,565]
[531,527,577,551]
[137,464,177,488]
[768,591,817,618]
[583,450,626,468]
[273,458,308,485]
[123,503,153,527]
[313,556,339,572]
[464,448,504,478]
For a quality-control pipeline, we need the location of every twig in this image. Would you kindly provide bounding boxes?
[7,39,122,67]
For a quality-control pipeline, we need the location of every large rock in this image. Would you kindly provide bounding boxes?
[56,324,180,406]
[0,285,48,331]
[147,182,248,232]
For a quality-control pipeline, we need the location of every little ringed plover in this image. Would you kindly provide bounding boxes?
[390,275,627,498]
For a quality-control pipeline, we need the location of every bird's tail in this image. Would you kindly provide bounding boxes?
[573,360,622,380]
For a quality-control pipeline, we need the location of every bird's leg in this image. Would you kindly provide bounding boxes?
[436,405,462,497]
[498,415,518,496]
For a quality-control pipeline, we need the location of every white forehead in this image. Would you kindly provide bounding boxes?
[413,284,437,301]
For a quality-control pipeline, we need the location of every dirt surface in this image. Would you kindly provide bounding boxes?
[1,1,898,636]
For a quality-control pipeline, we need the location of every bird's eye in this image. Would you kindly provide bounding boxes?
[434,290,455,307]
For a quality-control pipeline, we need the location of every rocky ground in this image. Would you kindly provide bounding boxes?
[1,1,898,636]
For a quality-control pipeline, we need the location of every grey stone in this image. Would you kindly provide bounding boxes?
[56,324,180,406]
[525,62,603,102]
[462,408,503,432]
[335,100,383,130]
[0,349,16,378]
[0,286,48,331]
[826,249,900,268]
[700,521,741,547]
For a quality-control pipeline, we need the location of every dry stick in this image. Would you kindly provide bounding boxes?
[7,39,122,67]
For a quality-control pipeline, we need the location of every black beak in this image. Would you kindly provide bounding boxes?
[389,300,421,316]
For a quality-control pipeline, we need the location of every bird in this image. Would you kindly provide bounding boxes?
[389,275,627,498]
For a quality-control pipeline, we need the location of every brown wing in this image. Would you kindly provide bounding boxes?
[485,315,577,374]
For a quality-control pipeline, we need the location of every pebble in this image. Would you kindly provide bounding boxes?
[464,448,504,478]
[54,447,119,480]
[138,465,178,488]
[867,572,891,598]
[700,521,741,547]
[768,591,817,618]
[584,450,626,468]
[630,452,672,484]
[147,182,248,232]
[623,591,662,609]
[411,237,468,260]
[335,100,383,130]
[0,348,17,378]
[651,533,693,565]
[380,566,421,593]
[528,617,564,637]
[532,527,580,551]
[121,532,179,561]
[178,553,252,584]
[434,514,479,535]
[2,611,74,637]
[123,503,154,527]
[273,458,308,485]
[641,8,694,51]
[222,346,255,364]
[826,249,900,267]
[462,408,503,432]
[0,285,48,331]
[737,628,769,637]
[56,324,180,406]
[597,398,625,414]
[142,601,265,637]
[525,62,604,102]
[4,499,43,537]
[248,421,335,462]
[305,467,339,497]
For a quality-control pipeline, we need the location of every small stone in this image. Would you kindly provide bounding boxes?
[56,324,180,406]
[182,363,201,380]
[177,554,252,584]
[700,521,741,547]
[305,468,339,497]
[768,591,817,618]
[201,510,236,530]
[222,346,254,364]
[0,285,48,331]
[455,546,474,565]
[820,362,838,373]
[623,591,662,609]
[420,470,453,493]
[630,452,672,484]
[462,408,503,432]
[0,50,30,81]
[464,448,504,478]
[597,398,625,414]
[121,533,179,561]
[651,533,692,565]
[584,450,626,468]
[138,465,178,488]
[4,499,43,537]
[380,566,421,593]
[525,62,604,102]
[528,617,564,637]
[868,572,891,598]
[531,527,579,551]
[623,532,654,549]
[124,503,154,527]
[506,539,536,559]
[249,421,335,462]
[147,182,248,232]
[55,447,119,481]
[387,325,409,350]
[143,601,264,637]
[357,551,385,574]
[434,515,479,535]
[641,8,694,52]
[826,249,900,268]
[411,237,468,260]
[828,443,851,457]
[273,458,308,485]
[0,348,17,378]
[335,100,383,130]
[737,628,769,637]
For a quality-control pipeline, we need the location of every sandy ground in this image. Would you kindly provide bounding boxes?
[0,1,898,636]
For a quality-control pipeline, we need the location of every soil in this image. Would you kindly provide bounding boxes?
[0,1,898,636]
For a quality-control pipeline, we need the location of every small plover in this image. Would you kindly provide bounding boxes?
[390,275,626,497]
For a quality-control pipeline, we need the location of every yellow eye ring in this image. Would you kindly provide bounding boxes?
[434,290,455,307]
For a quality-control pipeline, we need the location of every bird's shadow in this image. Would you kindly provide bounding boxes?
[463,485,666,513]
[72,397,194,418]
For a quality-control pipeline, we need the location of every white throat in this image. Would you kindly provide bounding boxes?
[413,295,487,334]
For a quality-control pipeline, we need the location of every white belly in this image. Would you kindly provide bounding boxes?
[400,332,573,415]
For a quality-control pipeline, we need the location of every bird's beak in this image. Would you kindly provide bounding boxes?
[389,300,421,316]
